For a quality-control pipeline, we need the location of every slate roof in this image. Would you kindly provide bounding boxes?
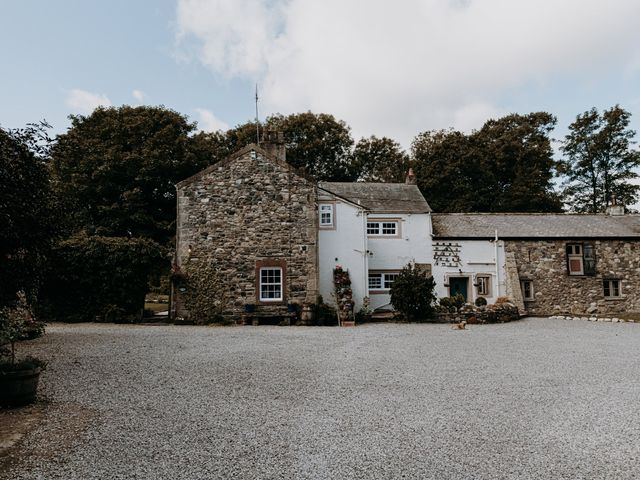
[319,182,432,213]
[431,213,640,239]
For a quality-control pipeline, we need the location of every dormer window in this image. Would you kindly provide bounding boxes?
[319,204,334,228]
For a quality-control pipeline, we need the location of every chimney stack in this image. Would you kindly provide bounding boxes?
[606,194,625,216]
[405,168,417,185]
[261,130,286,163]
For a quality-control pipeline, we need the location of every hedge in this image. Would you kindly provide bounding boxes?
[39,235,166,322]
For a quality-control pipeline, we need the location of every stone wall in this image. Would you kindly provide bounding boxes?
[173,146,318,322]
[506,240,640,315]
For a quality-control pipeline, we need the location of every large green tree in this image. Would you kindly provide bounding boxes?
[193,112,357,181]
[0,123,56,307]
[412,112,562,212]
[266,112,355,181]
[560,105,640,212]
[51,106,210,245]
[352,136,409,182]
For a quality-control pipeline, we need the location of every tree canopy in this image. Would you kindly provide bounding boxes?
[352,136,409,182]
[51,106,210,245]
[560,105,640,212]
[0,123,56,307]
[412,112,562,212]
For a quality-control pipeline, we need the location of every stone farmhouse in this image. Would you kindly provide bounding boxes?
[171,139,640,322]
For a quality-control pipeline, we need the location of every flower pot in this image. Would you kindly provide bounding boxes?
[244,304,255,313]
[0,367,42,407]
[287,303,297,313]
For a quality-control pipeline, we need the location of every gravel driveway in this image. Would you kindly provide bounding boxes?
[2,318,640,479]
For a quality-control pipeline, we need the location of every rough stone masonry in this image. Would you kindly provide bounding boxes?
[172,144,318,322]
[507,239,640,315]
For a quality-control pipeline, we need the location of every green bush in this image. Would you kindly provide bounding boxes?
[474,296,488,307]
[439,294,466,312]
[38,235,166,322]
[389,263,437,321]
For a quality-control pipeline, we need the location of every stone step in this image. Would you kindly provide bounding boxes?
[371,311,395,320]
[340,321,356,327]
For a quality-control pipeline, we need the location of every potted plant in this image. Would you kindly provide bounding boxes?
[0,292,46,407]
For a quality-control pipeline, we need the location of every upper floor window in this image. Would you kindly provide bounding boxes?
[367,221,398,237]
[566,243,596,276]
[319,204,334,227]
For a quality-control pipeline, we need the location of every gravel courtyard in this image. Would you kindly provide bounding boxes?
[2,318,640,479]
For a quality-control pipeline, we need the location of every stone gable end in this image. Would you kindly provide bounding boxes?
[174,148,318,321]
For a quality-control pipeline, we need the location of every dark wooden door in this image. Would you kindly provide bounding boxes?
[449,277,468,300]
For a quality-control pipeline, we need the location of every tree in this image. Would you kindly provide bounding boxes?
[51,106,210,246]
[193,113,356,181]
[265,112,355,181]
[561,105,640,212]
[0,123,56,307]
[475,112,561,212]
[411,129,487,212]
[411,113,562,212]
[389,263,437,321]
[351,136,409,182]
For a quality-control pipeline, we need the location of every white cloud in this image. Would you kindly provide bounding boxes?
[195,107,229,132]
[65,89,112,114]
[132,89,146,104]
[175,0,640,146]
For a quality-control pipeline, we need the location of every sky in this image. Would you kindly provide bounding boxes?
[2,0,640,151]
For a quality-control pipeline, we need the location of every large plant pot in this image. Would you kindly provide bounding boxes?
[0,367,42,407]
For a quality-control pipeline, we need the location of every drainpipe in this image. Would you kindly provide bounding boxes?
[363,208,369,303]
[494,229,500,297]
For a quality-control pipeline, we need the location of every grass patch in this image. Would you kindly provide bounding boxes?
[616,312,640,322]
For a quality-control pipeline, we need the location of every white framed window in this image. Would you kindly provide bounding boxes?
[566,243,596,276]
[603,279,621,298]
[566,243,583,275]
[319,204,334,227]
[477,275,491,296]
[521,280,534,301]
[368,272,400,292]
[367,221,399,237]
[260,268,283,301]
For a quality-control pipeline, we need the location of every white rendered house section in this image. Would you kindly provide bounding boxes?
[318,201,367,311]
[366,213,432,310]
[431,239,507,304]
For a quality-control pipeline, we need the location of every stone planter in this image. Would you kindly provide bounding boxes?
[0,367,42,407]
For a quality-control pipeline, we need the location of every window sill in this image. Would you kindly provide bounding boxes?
[369,290,391,295]
[603,297,625,302]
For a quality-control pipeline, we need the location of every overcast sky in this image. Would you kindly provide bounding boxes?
[2,0,640,149]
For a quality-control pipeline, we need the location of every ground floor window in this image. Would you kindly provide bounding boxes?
[476,275,491,296]
[260,267,283,301]
[521,280,534,301]
[368,271,399,292]
[603,279,621,298]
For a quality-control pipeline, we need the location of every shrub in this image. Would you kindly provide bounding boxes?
[439,294,466,312]
[389,262,437,321]
[38,235,166,322]
[312,296,338,326]
[495,296,511,304]
[474,296,488,307]
[0,292,46,367]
